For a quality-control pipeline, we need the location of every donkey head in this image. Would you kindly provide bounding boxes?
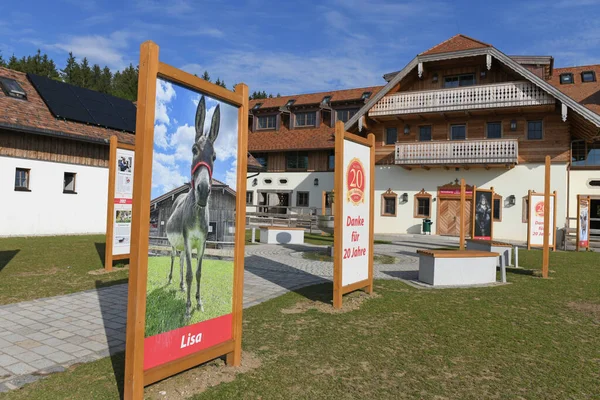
[191,96,220,207]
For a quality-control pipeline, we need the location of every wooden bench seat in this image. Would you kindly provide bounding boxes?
[417,249,499,286]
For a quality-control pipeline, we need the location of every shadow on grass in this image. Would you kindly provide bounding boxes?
[506,267,541,277]
[380,270,419,281]
[94,279,129,399]
[245,255,329,305]
[0,249,19,273]
[145,285,187,337]
[95,242,106,265]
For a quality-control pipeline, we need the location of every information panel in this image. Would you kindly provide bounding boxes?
[528,192,556,250]
[577,196,590,250]
[113,148,134,256]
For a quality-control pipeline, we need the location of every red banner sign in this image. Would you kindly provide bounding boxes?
[439,189,473,195]
[114,198,133,204]
[143,314,232,370]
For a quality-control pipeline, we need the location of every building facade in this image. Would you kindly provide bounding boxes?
[246,35,600,242]
[0,67,135,236]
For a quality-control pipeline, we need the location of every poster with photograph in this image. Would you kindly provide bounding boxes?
[473,190,493,240]
[528,193,555,247]
[341,140,371,286]
[113,148,134,256]
[578,197,590,249]
[143,78,238,371]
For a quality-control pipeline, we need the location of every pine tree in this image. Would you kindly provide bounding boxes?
[111,63,138,101]
[7,55,18,70]
[61,52,78,84]
[201,70,211,82]
[99,66,112,94]
[79,57,93,88]
[0,52,4,67]
[214,78,226,89]
[90,64,102,91]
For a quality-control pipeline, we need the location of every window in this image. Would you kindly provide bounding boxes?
[252,103,262,110]
[336,108,358,123]
[0,77,27,100]
[279,178,287,185]
[486,122,502,139]
[419,126,432,141]
[296,191,309,207]
[385,128,397,145]
[14,168,30,191]
[328,151,335,171]
[527,120,543,140]
[257,115,276,130]
[253,153,268,168]
[321,96,331,106]
[450,124,466,140]
[286,151,309,170]
[295,112,316,127]
[285,99,295,107]
[361,91,372,100]
[559,73,574,84]
[581,71,596,83]
[414,189,432,218]
[63,172,76,193]
[381,189,397,217]
[246,191,253,205]
[571,140,600,167]
[589,180,600,187]
[444,74,475,88]
[493,195,502,222]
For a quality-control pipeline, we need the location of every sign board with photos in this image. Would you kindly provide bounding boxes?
[527,190,557,250]
[124,41,248,399]
[472,187,494,241]
[105,136,135,270]
[577,195,590,251]
[333,121,375,309]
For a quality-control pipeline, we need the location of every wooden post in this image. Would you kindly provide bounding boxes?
[333,121,344,309]
[542,155,550,278]
[459,178,465,250]
[124,40,159,400]
[104,135,118,271]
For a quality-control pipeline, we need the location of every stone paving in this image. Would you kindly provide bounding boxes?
[0,235,454,392]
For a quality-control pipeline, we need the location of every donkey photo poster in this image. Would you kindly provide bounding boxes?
[143,77,238,371]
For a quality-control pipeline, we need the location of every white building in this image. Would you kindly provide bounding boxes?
[0,67,136,236]
[246,35,600,244]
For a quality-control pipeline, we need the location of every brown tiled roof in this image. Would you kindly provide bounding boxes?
[420,34,491,56]
[249,124,335,152]
[250,86,383,109]
[0,67,135,145]
[549,65,600,115]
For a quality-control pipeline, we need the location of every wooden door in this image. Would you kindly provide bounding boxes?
[438,199,472,236]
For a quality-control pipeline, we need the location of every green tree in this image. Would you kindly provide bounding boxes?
[98,66,112,94]
[7,55,19,70]
[201,70,211,82]
[79,57,93,88]
[61,52,78,84]
[111,63,138,101]
[215,78,226,89]
[0,53,5,67]
[90,64,102,91]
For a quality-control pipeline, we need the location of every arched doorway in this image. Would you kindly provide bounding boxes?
[437,182,473,237]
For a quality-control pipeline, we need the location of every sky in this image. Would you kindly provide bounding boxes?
[151,78,238,198]
[2,0,600,97]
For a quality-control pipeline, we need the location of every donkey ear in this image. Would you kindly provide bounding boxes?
[208,104,220,144]
[195,96,206,142]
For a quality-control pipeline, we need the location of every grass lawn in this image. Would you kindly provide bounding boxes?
[3,249,599,399]
[245,230,392,246]
[0,235,128,305]
[145,257,233,337]
[302,250,396,264]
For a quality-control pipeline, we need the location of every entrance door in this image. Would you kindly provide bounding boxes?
[438,199,472,236]
[591,199,600,236]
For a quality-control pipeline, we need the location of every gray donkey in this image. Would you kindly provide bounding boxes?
[166,96,219,319]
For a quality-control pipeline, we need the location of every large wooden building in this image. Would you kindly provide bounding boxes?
[246,35,600,242]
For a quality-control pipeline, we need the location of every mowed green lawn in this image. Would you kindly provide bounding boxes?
[2,249,599,400]
[145,256,233,337]
[0,235,128,305]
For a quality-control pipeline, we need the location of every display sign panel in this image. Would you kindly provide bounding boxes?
[113,148,134,255]
[528,193,555,248]
[578,196,590,250]
[473,189,493,240]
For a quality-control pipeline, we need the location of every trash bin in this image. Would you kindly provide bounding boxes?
[422,218,433,235]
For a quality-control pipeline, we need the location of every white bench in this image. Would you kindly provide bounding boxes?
[260,226,305,245]
[466,239,512,268]
[417,250,499,286]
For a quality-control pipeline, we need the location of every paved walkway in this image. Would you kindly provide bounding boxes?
[0,235,453,392]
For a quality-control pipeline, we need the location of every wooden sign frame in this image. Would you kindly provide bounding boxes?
[124,41,248,399]
[526,190,557,251]
[471,186,494,240]
[576,194,591,251]
[105,136,135,271]
[333,121,375,309]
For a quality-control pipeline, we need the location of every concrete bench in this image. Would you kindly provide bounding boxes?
[417,249,499,286]
[466,239,512,268]
[260,226,305,245]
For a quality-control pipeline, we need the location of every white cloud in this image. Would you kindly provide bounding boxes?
[50,31,133,70]
[205,105,238,162]
[152,156,186,194]
[155,80,176,125]
[224,159,238,190]
[154,124,169,148]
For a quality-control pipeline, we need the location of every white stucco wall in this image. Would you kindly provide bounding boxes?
[567,170,600,217]
[0,156,108,236]
[374,163,568,242]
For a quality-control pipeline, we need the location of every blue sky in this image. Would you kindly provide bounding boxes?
[2,0,600,98]
[151,78,239,198]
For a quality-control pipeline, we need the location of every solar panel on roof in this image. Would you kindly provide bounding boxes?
[27,73,136,133]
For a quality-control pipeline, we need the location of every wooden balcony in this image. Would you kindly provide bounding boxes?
[395,139,518,166]
[370,81,555,117]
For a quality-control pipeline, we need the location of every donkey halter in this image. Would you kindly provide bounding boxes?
[190,161,213,185]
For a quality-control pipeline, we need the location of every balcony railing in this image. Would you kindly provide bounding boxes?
[395,139,518,165]
[370,81,555,116]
